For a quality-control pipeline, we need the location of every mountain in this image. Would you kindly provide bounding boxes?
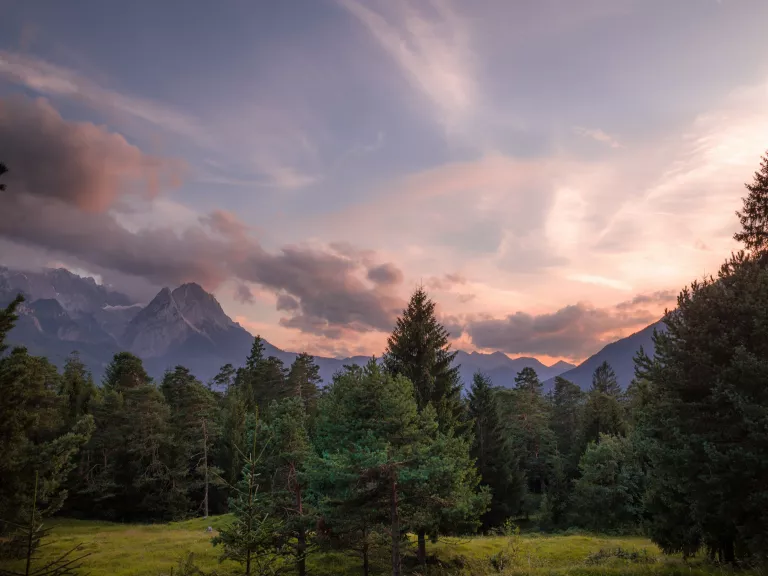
[0,266,133,313]
[453,350,575,389]
[543,321,666,390]
[0,265,631,389]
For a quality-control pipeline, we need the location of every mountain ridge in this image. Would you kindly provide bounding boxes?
[1,265,654,389]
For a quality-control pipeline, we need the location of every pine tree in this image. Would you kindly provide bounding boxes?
[734,150,768,253]
[220,386,249,488]
[582,362,626,446]
[637,254,768,562]
[467,372,519,528]
[383,287,463,432]
[102,352,152,390]
[310,360,424,576]
[84,353,176,521]
[0,301,93,546]
[212,414,289,576]
[259,398,313,576]
[238,337,288,413]
[550,376,584,478]
[591,361,621,395]
[161,366,222,518]
[58,352,96,429]
[498,368,555,517]
[0,472,91,575]
[286,353,321,417]
[211,363,236,391]
[570,434,645,532]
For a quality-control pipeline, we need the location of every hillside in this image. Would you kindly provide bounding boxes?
[544,321,665,390]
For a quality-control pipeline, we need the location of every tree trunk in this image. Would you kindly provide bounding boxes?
[245,550,251,576]
[297,528,307,576]
[417,529,427,568]
[202,419,209,518]
[295,464,307,576]
[723,539,735,564]
[25,472,39,576]
[362,533,370,576]
[390,472,401,576]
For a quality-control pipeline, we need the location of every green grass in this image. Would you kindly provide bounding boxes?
[0,517,760,576]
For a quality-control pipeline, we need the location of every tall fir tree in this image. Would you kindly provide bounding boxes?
[310,359,431,576]
[102,351,152,390]
[570,434,645,532]
[383,287,463,432]
[286,353,321,417]
[498,367,555,517]
[734,150,768,253]
[550,376,585,478]
[83,353,178,521]
[582,362,626,446]
[161,366,222,518]
[259,397,313,576]
[636,156,768,563]
[637,253,768,562]
[0,297,93,541]
[58,352,96,429]
[467,372,520,528]
[213,414,289,576]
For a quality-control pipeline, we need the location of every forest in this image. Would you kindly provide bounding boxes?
[1,153,768,576]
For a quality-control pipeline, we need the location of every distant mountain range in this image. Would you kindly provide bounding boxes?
[0,265,662,390]
[543,321,664,390]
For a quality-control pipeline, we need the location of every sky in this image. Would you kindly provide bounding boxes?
[1,0,767,363]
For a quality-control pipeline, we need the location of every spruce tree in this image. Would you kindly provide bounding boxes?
[84,353,176,521]
[734,150,768,253]
[58,352,96,428]
[0,299,93,544]
[550,376,585,478]
[310,360,425,576]
[161,366,222,518]
[570,434,645,532]
[637,253,768,562]
[286,353,321,417]
[213,414,289,576]
[211,363,236,391]
[467,372,518,528]
[636,156,768,562]
[383,287,462,432]
[498,367,555,516]
[220,385,249,488]
[259,397,313,576]
[582,362,626,446]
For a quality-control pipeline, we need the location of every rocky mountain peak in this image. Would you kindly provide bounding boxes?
[171,283,233,331]
[121,283,238,358]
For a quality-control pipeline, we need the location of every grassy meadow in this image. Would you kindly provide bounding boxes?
[0,516,757,576]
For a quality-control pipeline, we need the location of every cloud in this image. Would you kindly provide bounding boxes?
[614,290,677,310]
[0,51,204,140]
[234,283,255,305]
[0,96,183,212]
[465,296,664,360]
[0,95,403,338]
[573,126,623,148]
[367,262,404,285]
[337,0,475,133]
[427,272,467,290]
[0,51,318,191]
[276,294,301,312]
[569,274,633,291]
